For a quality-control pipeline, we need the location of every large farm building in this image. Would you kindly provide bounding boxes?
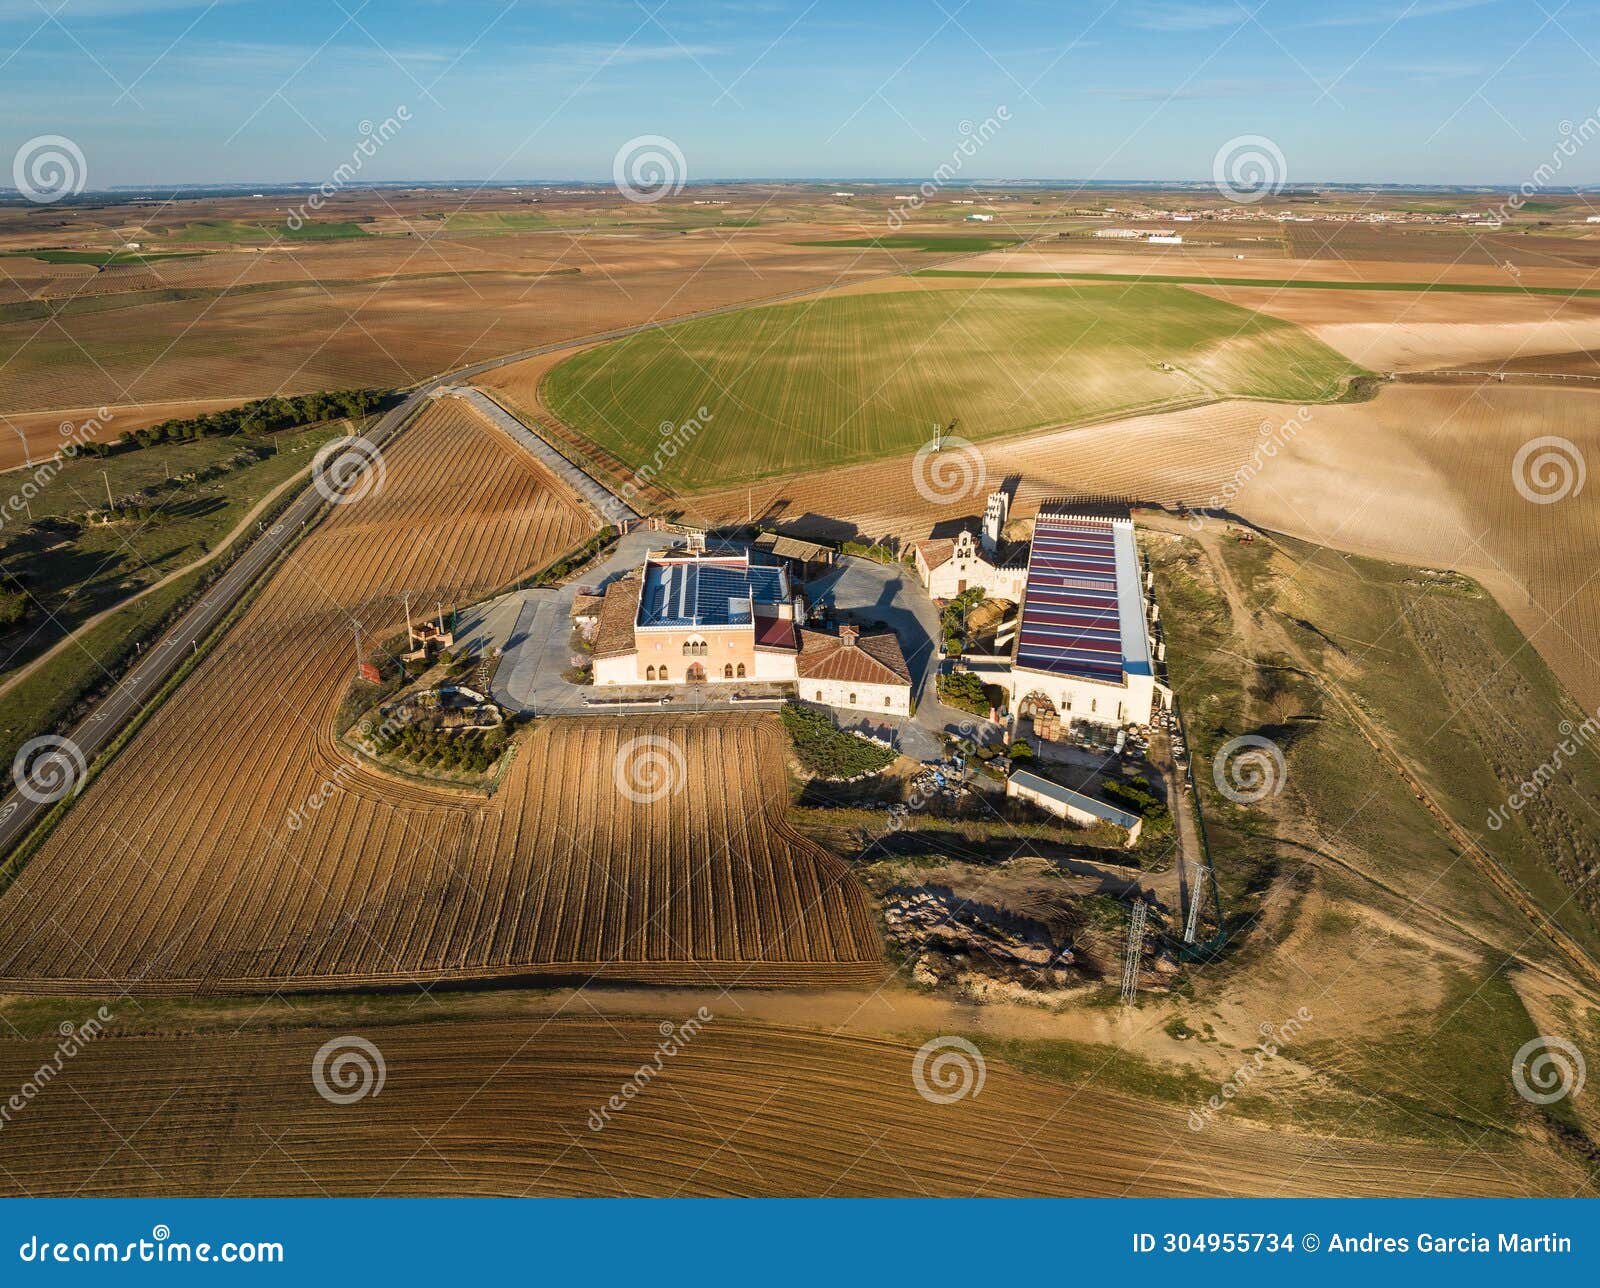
[917,498,1167,740]
[591,538,913,715]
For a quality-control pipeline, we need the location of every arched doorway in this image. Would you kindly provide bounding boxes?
[686,663,706,684]
[1016,690,1061,741]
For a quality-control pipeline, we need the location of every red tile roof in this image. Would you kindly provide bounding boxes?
[796,628,912,686]
[591,576,643,660]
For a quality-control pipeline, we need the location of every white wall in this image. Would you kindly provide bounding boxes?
[753,650,797,681]
[1008,669,1158,730]
[1006,778,1141,846]
[800,677,911,717]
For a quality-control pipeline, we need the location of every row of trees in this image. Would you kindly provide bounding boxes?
[80,388,389,456]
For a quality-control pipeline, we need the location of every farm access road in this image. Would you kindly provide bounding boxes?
[0,250,985,861]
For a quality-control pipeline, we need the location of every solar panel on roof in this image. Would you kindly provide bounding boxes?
[637,554,784,628]
[1015,515,1131,681]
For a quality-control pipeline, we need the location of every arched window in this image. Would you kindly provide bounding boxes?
[723,663,734,679]
[849,693,856,706]
[646,665,656,681]
[736,663,746,678]
[815,690,823,701]
[885,696,892,707]
[682,641,692,656]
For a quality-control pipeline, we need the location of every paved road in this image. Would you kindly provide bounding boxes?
[804,556,1005,759]
[0,251,984,858]
[440,386,639,523]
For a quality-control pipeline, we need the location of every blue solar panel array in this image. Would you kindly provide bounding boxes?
[638,557,786,629]
[1014,516,1126,683]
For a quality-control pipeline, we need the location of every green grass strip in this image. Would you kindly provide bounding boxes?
[915,268,1600,298]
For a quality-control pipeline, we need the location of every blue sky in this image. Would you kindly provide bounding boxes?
[2,0,1597,187]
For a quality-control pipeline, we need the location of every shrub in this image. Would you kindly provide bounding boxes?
[937,671,991,717]
[1102,776,1169,823]
[780,702,895,778]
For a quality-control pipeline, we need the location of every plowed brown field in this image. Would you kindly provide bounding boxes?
[0,398,243,472]
[0,401,879,990]
[689,382,1600,710]
[0,231,923,414]
[0,1018,1569,1197]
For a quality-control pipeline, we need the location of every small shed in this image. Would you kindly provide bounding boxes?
[754,532,836,577]
[1006,769,1142,846]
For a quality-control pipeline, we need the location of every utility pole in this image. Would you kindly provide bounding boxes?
[1183,864,1207,944]
[1120,900,1148,1007]
[7,424,32,469]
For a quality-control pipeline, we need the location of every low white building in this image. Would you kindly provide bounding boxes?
[1006,769,1142,846]
[796,625,913,716]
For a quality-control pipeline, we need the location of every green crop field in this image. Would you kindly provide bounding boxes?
[800,234,1024,252]
[918,268,1600,299]
[542,282,1367,489]
[442,211,554,231]
[167,219,371,242]
[4,249,203,266]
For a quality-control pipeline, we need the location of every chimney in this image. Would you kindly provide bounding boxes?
[838,624,859,647]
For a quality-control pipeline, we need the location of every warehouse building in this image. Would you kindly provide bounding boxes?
[1008,509,1164,741]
